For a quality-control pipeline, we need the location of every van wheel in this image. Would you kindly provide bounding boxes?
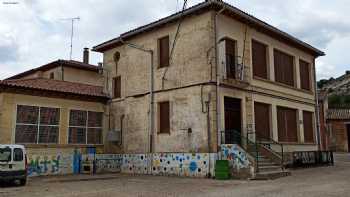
[19,178,27,186]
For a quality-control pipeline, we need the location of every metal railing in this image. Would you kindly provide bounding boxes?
[291,151,334,168]
[247,132,285,169]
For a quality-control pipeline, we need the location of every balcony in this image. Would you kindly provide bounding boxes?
[222,56,250,88]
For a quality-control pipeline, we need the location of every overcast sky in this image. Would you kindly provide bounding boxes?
[0,0,349,80]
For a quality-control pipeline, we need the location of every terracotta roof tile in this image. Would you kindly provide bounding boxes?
[0,78,108,98]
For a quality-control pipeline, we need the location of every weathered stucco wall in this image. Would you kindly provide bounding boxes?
[103,12,218,154]
[99,9,318,154]
[216,14,318,152]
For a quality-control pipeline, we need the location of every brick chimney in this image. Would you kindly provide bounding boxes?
[83,48,89,64]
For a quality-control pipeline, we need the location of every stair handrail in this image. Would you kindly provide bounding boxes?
[247,132,284,169]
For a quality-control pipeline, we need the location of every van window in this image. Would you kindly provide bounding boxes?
[0,147,12,162]
[13,148,23,161]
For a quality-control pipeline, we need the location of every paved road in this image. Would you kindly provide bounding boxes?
[1,153,349,197]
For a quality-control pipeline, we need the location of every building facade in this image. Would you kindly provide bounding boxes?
[93,0,324,157]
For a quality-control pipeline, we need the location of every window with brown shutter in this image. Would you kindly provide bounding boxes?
[252,40,268,79]
[274,49,295,87]
[303,111,314,143]
[300,60,311,91]
[254,102,271,140]
[159,36,169,68]
[159,101,170,134]
[113,76,121,98]
[277,106,298,143]
[226,39,236,79]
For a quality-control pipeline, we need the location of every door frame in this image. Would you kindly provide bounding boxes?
[223,96,243,145]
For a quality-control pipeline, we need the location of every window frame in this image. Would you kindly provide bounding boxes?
[252,39,269,80]
[158,35,170,68]
[158,101,170,134]
[15,105,60,145]
[224,38,238,79]
[277,106,299,143]
[68,109,104,145]
[113,76,121,99]
[274,48,296,87]
[299,59,312,91]
[254,102,272,140]
[303,110,315,143]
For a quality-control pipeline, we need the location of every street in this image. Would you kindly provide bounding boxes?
[0,154,349,197]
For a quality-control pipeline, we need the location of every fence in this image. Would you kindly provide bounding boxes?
[290,151,334,168]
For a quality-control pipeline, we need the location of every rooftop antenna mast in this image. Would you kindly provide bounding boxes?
[60,17,80,60]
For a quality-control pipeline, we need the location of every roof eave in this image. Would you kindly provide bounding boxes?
[92,1,324,57]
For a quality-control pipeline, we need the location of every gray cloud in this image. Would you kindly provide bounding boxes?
[0,40,18,63]
[0,0,348,80]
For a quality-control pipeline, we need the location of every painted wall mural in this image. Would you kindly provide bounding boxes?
[27,154,74,177]
[220,144,250,170]
[121,153,214,177]
[95,154,123,173]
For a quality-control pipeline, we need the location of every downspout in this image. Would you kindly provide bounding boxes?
[314,58,322,151]
[214,6,226,155]
[120,38,155,154]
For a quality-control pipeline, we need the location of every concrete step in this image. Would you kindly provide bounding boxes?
[258,165,283,172]
[253,170,291,180]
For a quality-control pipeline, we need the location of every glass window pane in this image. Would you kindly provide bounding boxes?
[40,107,60,125]
[69,127,86,144]
[87,128,102,144]
[39,126,59,144]
[13,148,23,161]
[16,105,39,124]
[0,147,11,162]
[88,112,103,127]
[69,110,87,127]
[15,125,38,144]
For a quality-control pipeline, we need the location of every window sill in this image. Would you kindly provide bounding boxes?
[253,77,314,95]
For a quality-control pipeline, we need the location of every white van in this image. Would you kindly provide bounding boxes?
[0,145,27,186]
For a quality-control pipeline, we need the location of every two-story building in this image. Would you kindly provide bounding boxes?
[92,0,324,177]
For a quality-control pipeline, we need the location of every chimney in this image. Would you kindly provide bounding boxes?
[83,48,89,64]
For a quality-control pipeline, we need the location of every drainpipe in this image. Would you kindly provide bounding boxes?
[314,58,322,151]
[120,38,155,154]
[214,5,226,155]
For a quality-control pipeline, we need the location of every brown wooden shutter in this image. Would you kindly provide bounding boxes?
[277,107,287,142]
[286,108,298,142]
[300,60,311,90]
[277,107,298,142]
[274,49,294,87]
[274,50,284,83]
[113,76,121,98]
[159,101,170,133]
[225,39,236,78]
[159,36,169,68]
[303,111,314,143]
[254,102,271,140]
[252,40,268,79]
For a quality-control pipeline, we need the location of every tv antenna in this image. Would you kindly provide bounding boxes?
[60,17,80,60]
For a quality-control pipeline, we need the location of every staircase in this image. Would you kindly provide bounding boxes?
[247,134,291,180]
[222,130,291,180]
[253,154,291,180]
